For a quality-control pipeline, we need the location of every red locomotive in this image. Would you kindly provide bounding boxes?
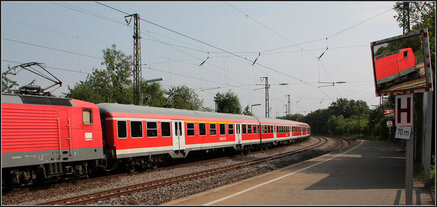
[374,48,419,91]
[1,94,310,186]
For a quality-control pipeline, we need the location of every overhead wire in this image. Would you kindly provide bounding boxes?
[8,2,382,113]
[50,1,211,57]
[94,2,323,93]
[2,59,90,74]
[50,1,253,88]
[2,37,103,60]
[327,7,393,39]
[55,1,329,104]
[224,2,392,104]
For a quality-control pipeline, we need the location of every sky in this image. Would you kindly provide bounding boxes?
[1,1,404,117]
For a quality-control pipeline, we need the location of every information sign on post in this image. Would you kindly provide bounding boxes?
[386,120,393,127]
[395,126,412,139]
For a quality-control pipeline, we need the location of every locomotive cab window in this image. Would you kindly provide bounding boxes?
[199,123,206,136]
[161,122,171,137]
[82,109,92,125]
[404,51,408,58]
[220,123,226,135]
[210,123,217,135]
[117,120,127,139]
[131,121,143,138]
[147,122,158,137]
[187,123,195,136]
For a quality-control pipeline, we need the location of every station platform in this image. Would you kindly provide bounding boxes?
[163,140,434,206]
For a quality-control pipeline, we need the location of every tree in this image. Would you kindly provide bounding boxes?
[242,105,253,116]
[166,85,203,110]
[140,81,167,107]
[214,90,242,114]
[101,44,132,104]
[66,44,133,103]
[280,114,305,122]
[393,1,435,69]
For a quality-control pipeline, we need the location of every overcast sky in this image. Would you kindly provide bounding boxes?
[1,1,404,117]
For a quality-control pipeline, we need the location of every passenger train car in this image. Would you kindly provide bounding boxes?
[1,94,310,186]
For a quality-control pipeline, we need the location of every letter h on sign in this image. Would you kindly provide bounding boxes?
[395,94,414,127]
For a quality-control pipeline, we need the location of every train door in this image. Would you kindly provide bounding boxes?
[57,110,72,160]
[273,125,277,139]
[172,120,186,151]
[235,123,242,144]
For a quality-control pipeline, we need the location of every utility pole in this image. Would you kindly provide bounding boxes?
[287,94,291,115]
[260,77,270,118]
[403,1,410,35]
[401,2,413,205]
[126,13,142,105]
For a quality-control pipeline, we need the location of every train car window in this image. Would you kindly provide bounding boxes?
[161,122,171,137]
[269,125,272,133]
[117,121,127,139]
[210,123,217,135]
[263,125,267,134]
[404,51,408,58]
[147,122,158,137]
[199,123,206,136]
[248,125,252,134]
[253,125,257,134]
[82,109,93,125]
[187,123,195,136]
[131,121,143,138]
[236,124,240,134]
[242,124,247,134]
[228,124,234,135]
[220,123,226,135]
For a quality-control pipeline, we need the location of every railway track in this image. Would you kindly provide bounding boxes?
[40,136,345,205]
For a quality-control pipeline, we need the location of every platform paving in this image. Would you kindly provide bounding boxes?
[162,140,434,206]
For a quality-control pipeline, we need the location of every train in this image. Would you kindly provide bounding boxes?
[1,93,310,186]
[374,48,419,91]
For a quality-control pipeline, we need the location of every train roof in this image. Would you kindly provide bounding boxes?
[97,102,257,121]
[97,102,308,126]
[256,117,309,126]
[1,93,74,107]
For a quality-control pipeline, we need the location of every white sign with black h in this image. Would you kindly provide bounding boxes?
[395,94,413,127]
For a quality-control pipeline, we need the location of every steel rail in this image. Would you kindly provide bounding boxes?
[40,136,336,205]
